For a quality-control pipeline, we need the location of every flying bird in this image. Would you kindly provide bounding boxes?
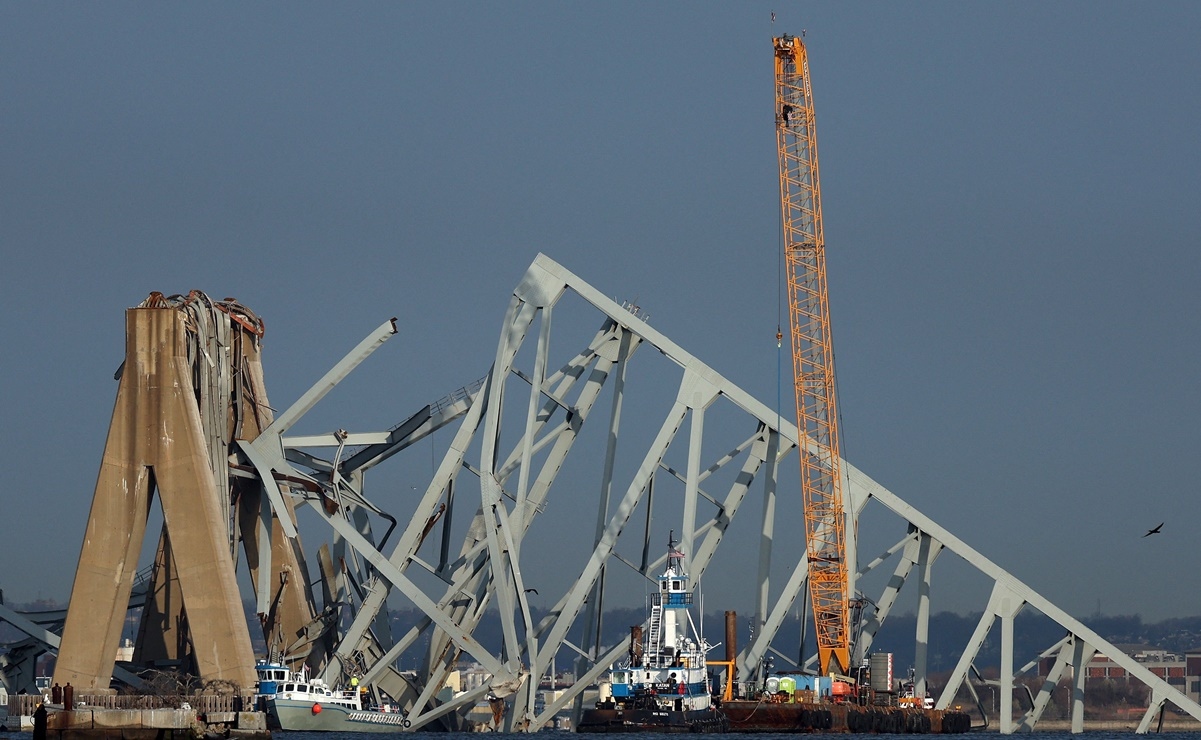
[524,588,538,595]
[1143,523,1164,537]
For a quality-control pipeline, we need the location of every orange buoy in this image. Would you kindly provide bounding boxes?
[312,703,322,714]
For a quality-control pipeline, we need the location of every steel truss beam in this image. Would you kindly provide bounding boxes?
[11,255,1198,734]
[222,254,1201,732]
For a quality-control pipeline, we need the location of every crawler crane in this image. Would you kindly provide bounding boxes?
[774,34,851,677]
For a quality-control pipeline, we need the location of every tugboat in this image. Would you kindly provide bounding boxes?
[578,534,728,733]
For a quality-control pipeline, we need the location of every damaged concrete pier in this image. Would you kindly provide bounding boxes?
[13,693,267,740]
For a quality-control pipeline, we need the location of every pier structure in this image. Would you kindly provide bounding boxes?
[4,254,1201,734]
[50,292,323,694]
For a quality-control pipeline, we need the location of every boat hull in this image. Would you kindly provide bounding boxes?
[721,700,973,734]
[268,698,412,733]
[577,706,729,733]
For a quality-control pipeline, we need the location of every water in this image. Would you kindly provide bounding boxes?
[263,734,1199,739]
[4,732,1195,739]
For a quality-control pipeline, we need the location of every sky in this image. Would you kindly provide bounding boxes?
[3,2,1201,626]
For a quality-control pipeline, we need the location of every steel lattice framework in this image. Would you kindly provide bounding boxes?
[774,34,850,676]
[4,255,1201,735]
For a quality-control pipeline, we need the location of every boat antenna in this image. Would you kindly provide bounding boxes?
[667,530,685,571]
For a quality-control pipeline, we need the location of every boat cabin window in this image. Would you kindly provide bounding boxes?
[298,684,309,692]
[672,580,681,590]
[274,671,287,681]
[613,672,627,684]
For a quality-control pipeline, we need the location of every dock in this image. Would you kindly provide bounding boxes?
[8,693,268,739]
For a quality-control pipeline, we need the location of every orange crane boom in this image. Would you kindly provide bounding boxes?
[774,34,850,676]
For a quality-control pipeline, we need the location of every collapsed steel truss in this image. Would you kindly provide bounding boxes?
[4,253,1200,734]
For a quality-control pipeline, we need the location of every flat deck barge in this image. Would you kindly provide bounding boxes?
[722,698,972,733]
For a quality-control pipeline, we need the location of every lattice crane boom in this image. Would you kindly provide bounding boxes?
[774,34,850,677]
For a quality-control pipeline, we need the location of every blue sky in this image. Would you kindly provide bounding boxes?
[3,2,1200,623]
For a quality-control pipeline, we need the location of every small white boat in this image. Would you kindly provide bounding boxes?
[255,660,411,732]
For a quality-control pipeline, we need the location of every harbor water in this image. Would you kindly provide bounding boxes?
[261,734,1201,740]
[283,733,1201,739]
[5,732,1201,739]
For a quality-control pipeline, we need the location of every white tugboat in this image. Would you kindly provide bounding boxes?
[578,534,728,733]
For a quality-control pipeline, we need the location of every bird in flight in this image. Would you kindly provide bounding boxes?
[1143,523,1164,537]
[524,588,539,595]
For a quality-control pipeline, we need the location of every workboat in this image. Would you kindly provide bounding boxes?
[577,535,728,733]
[255,660,411,732]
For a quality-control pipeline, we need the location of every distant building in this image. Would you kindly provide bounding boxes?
[458,662,493,694]
[1074,644,1201,704]
[115,638,134,663]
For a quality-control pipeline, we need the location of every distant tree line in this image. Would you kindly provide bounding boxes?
[4,598,1199,680]
[382,606,1201,676]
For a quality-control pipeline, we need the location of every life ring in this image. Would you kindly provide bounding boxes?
[312,703,322,714]
[403,718,412,728]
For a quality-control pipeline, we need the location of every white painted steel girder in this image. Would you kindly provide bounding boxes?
[238,255,1201,733]
[15,255,1196,733]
